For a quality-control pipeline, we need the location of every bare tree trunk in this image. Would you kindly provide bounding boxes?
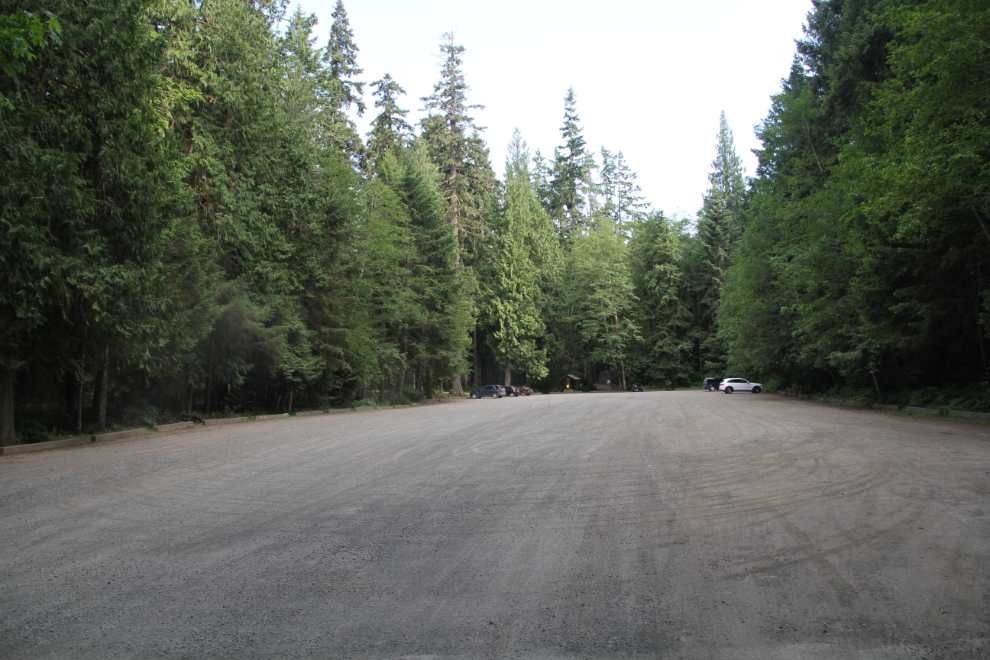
[288,389,293,412]
[187,383,193,415]
[473,328,479,387]
[0,364,14,447]
[871,371,882,398]
[96,345,109,432]
[504,360,511,387]
[424,367,433,400]
[76,373,85,436]
[453,374,464,396]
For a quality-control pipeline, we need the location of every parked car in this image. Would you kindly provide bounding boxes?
[719,378,763,394]
[630,384,646,392]
[703,377,724,392]
[504,385,521,397]
[470,384,505,399]
[517,386,533,396]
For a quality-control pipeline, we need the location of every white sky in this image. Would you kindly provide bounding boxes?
[293,0,812,217]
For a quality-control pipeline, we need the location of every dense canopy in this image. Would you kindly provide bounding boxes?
[1,0,987,445]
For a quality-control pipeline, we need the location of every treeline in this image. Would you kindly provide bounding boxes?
[722,0,990,408]
[2,0,988,444]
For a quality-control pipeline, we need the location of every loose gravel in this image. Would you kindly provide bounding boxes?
[1,391,988,659]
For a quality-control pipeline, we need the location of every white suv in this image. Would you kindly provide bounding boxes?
[719,378,763,394]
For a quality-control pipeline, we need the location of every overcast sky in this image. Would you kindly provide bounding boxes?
[293,0,812,217]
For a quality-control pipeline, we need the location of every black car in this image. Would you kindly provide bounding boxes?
[469,385,505,399]
[703,377,724,392]
[630,384,646,392]
[504,385,522,397]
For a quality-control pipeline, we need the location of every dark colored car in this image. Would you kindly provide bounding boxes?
[630,384,645,392]
[504,385,533,397]
[470,385,505,399]
[703,377,724,392]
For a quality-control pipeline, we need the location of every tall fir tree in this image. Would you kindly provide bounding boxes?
[322,0,364,154]
[693,111,746,375]
[548,87,593,239]
[420,32,493,260]
[487,130,560,385]
[366,73,412,164]
[600,148,648,227]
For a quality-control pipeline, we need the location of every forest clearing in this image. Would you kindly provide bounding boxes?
[2,391,988,658]
[2,0,989,447]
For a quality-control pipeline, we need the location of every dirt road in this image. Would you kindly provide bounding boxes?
[1,391,988,659]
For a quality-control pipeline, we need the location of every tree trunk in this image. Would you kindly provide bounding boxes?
[0,364,14,447]
[453,374,464,396]
[424,367,433,400]
[76,373,85,436]
[288,389,293,412]
[187,383,193,415]
[504,360,512,387]
[96,345,109,432]
[473,328,479,387]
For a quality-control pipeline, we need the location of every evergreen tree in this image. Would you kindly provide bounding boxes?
[420,32,493,260]
[548,87,593,238]
[569,218,640,390]
[1,0,182,438]
[322,0,364,154]
[420,32,493,394]
[600,148,648,227]
[487,130,560,385]
[630,212,694,386]
[693,111,746,374]
[366,73,412,164]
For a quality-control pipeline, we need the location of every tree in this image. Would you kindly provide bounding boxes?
[1,0,182,439]
[548,87,593,239]
[487,130,560,385]
[420,32,494,394]
[569,219,640,390]
[630,212,694,386]
[693,111,746,374]
[600,148,647,227]
[322,0,364,154]
[366,73,412,164]
[0,9,61,113]
[420,32,493,260]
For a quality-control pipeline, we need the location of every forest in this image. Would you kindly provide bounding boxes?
[1,0,988,445]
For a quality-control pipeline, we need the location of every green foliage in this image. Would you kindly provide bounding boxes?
[485,130,560,383]
[4,0,983,442]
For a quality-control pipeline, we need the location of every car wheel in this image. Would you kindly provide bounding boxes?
[725,386,733,394]
[470,392,477,399]
[752,386,762,394]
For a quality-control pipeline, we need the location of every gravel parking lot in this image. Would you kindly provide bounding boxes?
[1,390,988,659]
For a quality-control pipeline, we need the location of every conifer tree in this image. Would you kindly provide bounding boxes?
[420,32,493,260]
[693,111,746,374]
[549,87,593,238]
[323,0,364,154]
[630,212,694,386]
[487,130,560,385]
[367,73,412,163]
[420,32,493,394]
[600,148,648,227]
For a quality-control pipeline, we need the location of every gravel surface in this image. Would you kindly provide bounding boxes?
[1,391,988,659]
